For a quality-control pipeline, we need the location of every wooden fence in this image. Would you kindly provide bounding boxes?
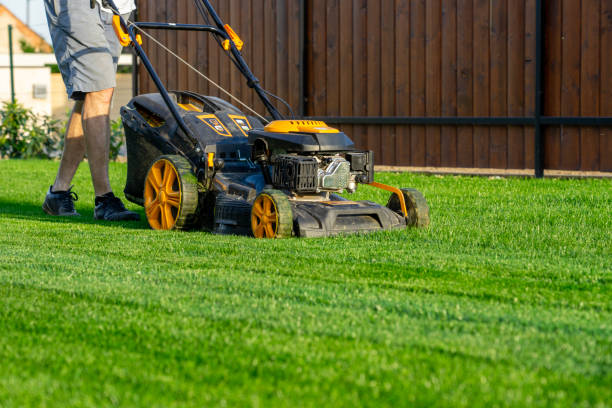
[135,0,612,172]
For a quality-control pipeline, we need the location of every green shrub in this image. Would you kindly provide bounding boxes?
[110,118,125,161]
[0,102,125,161]
[0,101,63,159]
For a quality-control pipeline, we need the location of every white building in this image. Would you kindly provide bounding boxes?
[0,53,53,116]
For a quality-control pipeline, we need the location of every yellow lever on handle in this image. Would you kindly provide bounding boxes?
[112,15,142,47]
[222,24,244,51]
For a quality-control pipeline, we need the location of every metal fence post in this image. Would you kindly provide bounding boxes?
[8,24,16,104]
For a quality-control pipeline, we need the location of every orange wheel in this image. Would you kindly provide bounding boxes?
[143,155,199,230]
[250,190,293,238]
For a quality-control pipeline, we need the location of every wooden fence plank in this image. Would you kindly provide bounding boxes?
[186,0,197,92]
[395,0,411,165]
[410,0,426,166]
[560,0,581,170]
[489,0,508,169]
[165,0,177,91]
[580,0,600,171]
[338,0,353,144]
[275,0,289,115]
[148,0,161,89]
[138,0,151,94]
[207,0,220,98]
[543,0,561,170]
[155,0,168,88]
[473,0,490,167]
[221,0,231,98]
[425,0,441,166]
[366,0,382,158]
[326,0,340,117]
[381,0,396,164]
[227,0,240,100]
[288,0,301,114]
[601,0,612,171]
[196,0,209,96]
[351,0,367,150]
[252,1,265,114]
[311,0,327,116]
[219,1,231,102]
[177,0,188,91]
[456,0,474,167]
[524,0,536,168]
[441,0,457,167]
[508,0,525,168]
[239,1,253,107]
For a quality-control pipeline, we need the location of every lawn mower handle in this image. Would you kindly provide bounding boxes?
[105,0,284,126]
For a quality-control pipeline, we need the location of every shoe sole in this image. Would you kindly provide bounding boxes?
[95,212,140,221]
[42,201,80,217]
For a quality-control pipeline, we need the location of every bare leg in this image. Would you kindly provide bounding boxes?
[82,87,114,197]
[52,101,86,192]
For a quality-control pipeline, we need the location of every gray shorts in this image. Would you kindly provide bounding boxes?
[44,0,130,100]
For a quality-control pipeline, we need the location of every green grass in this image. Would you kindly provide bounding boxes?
[0,159,610,408]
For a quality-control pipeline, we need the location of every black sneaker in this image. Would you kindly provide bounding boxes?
[42,186,80,216]
[94,193,140,221]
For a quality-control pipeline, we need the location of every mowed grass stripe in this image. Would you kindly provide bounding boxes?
[0,160,610,407]
[1,227,609,311]
[2,276,611,375]
[1,285,611,408]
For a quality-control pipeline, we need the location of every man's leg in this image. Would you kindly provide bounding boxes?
[51,101,85,192]
[43,101,84,216]
[83,87,140,221]
[82,87,114,197]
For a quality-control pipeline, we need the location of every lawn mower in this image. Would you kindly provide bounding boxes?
[110,0,429,238]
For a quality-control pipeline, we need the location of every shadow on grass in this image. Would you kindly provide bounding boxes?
[0,199,150,230]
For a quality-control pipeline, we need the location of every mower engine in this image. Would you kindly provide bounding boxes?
[272,152,373,194]
[249,120,374,197]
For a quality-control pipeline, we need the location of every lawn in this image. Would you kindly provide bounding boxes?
[0,159,610,407]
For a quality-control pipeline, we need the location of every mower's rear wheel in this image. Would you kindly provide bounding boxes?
[143,155,199,230]
[387,188,430,228]
[251,189,293,238]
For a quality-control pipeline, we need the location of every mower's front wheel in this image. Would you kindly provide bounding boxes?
[387,188,430,228]
[251,189,293,238]
[143,155,199,230]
